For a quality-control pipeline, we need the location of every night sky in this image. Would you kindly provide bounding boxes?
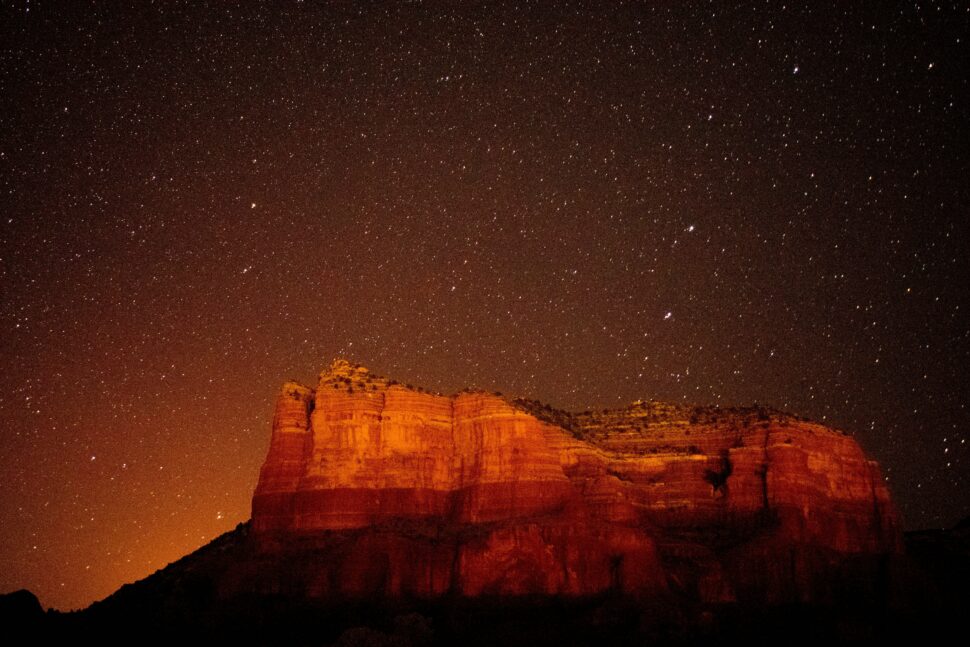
[1,1,968,610]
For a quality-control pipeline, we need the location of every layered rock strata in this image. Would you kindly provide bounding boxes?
[249,360,901,603]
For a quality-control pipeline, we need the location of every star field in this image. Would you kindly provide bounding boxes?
[1,1,968,610]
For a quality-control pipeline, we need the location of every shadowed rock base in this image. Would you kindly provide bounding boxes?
[35,521,966,646]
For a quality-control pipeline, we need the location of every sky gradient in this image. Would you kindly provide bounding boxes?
[1,1,967,610]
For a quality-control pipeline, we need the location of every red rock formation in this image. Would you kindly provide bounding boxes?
[249,360,901,603]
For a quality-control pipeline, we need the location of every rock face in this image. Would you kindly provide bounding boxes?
[249,360,901,603]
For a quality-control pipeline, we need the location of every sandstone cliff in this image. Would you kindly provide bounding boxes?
[248,359,901,604]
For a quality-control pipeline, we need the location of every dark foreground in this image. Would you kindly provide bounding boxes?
[3,520,967,646]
